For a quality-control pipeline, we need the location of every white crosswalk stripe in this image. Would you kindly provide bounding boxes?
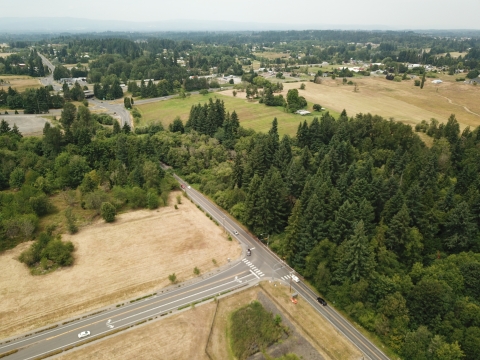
[243,258,265,277]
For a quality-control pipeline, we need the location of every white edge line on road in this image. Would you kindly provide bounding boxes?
[21,278,257,360]
[250,269,260,279]
[0,260,245,351]
[111,272,255,325]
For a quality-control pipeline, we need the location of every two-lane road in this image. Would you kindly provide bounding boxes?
[1,174,389,360]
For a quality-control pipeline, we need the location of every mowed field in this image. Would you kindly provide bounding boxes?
[279,76,480,130]
[136,92,335,136]
[0,192,241,338]
[0,75,42,92]
[56,283,362,360]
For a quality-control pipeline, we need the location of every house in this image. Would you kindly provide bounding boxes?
[431,79,443,84]
[295,110,311,116]
[468,77,480,85]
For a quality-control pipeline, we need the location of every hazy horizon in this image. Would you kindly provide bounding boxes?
[2,0,480,30]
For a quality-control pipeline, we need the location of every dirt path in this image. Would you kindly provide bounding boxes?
[0,192,241,338]
[436,95,480,117]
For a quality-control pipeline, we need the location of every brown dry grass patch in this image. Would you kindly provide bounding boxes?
[280,76,480,130]
[0,192,241,339]
[56,302,216,360]
[0,75,42,92]
[52,282,363,360]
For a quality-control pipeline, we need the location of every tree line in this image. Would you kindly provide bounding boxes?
[160,109,480,360]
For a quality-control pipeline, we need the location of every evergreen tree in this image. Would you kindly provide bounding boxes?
[387,203,411,253]
[340,220,375,282]
[444,201,477,251]
[331,200,357,244]
[232,153,243,189]
[243,174,262,231]
[283,199,303,263]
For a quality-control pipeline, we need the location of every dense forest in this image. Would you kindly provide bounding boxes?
[150,107,480,359]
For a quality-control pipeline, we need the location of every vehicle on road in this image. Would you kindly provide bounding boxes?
[181,184,185,189]
[187,186,191,189]
[234,230,239,235]
[291,274,300,283]
[247,248,251,256]
[78,331,91,338]
[316,297,327,306]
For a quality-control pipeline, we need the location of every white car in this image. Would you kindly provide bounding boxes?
[291,275,300,283]
[233,230,239,235]
[78,331,91,339]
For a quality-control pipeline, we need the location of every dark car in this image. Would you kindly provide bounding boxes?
[316,297,327,306]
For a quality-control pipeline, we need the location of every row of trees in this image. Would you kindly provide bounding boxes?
[0,86,64,113]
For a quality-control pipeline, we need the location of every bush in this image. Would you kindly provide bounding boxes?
[414,80,421,86]
[168,273,177,283]
[101,202,116,223]
[199,89,209,95]
[313,104,322,112]
[146,190,159,209]
[194,267,200,275]
[64,208,78,234]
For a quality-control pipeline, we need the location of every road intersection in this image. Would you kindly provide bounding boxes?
[0,176,390,360]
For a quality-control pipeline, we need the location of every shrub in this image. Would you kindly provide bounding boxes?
[194,267,200,275]
[313,104,322,111]
[146,190,159,209]
[101,202,116,223]
[229,79,234,85]
[212,258,217,266]
[64,208,78,234]
[299,83,305,90]
[176,195,182,204]
[414,80,421,86]
[199,89,209,95]
[394,76,402,82]
[168,273,177,283]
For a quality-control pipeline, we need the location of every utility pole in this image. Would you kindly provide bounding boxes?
[289,271,293,293]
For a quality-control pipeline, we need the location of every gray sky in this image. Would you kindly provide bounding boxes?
[4,0,480,29]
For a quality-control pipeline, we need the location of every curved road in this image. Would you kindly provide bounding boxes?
[0,175,389,360]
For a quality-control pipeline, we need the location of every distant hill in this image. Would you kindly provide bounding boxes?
[0,17,398,33]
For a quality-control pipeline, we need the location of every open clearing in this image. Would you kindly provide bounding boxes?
[0,75,42,92]
[0,192,241,338]
[136,92,335,136]
[0,53,14,58]
[56,282,362,360]
[280,76,480,130]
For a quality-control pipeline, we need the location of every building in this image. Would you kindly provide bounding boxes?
[468,77,480,85]
[295,110,311,116]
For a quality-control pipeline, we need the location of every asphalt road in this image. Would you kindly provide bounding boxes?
[0,174,389,360]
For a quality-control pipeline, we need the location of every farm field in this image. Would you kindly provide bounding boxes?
[0,192,241,339]
[280,76,480,130]
[136,92,333,136]
[56,282,362,360]
[0,75,42,92]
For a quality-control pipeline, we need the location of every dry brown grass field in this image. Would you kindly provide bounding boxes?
[0,192,241,339]
[0,53,14,58]
[56,283,362,360]
[280,76,480,130]
[0,75,42,92]
[56,302,216,360]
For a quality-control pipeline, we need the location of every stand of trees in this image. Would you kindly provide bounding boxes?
[0,86,64,113]
[158,110,480,360]
[0,50,47,77]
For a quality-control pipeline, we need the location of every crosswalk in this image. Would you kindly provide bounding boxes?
[280,275,292,281]
[242,258,265,277]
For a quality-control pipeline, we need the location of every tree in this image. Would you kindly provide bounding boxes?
[169,117,185,133]
[420,71,426,89]
[60,102,76,129]
[340,221,375,282]
[101,202,116,223]
[286,89,307,112]
[444,201,477,251]
[9,167,25,189]
[313,104,322,112]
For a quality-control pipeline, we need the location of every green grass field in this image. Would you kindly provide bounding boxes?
[136,92,338,136]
